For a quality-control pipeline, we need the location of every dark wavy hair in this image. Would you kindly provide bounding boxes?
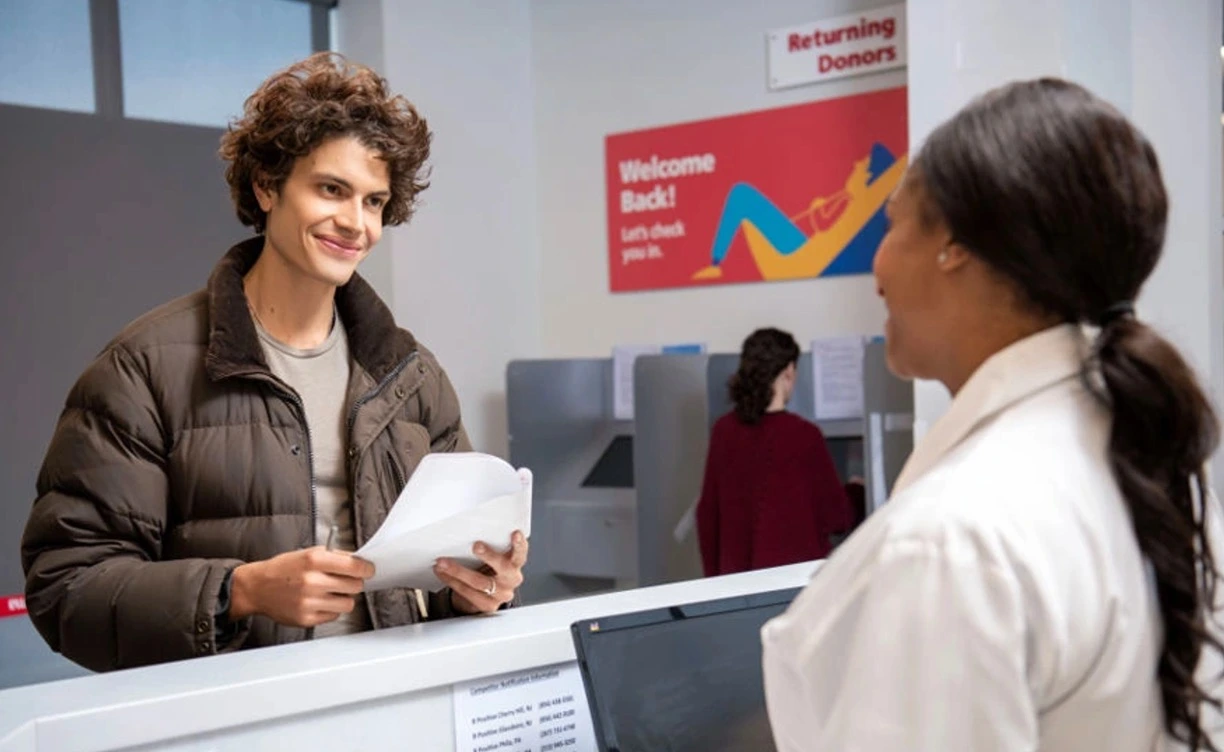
[219,52,431,233]
[916,78,1222,750]
[728,328,800,425]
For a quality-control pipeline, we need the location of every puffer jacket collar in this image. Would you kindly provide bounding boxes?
[204,237,417,383]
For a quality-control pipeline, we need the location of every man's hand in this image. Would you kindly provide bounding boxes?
[435,530,529,614]
[229,547,375,627]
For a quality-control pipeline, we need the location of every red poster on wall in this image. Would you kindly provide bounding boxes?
[605,87,907,292]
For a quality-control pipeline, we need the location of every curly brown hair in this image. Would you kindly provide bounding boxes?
[219,52,431,233]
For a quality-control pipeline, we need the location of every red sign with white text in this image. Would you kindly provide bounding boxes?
[605,87,907,292]
[0,594,27,618]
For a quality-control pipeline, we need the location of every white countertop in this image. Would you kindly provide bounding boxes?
[0,563,817,752]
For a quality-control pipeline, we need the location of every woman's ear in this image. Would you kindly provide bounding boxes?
[938,241,973,272]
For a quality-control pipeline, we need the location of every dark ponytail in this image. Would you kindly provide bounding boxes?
[728,328,799,425]
[916,78,1222,750]
[1093,318,1221,747]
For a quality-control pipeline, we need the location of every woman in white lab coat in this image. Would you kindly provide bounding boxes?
[762,78,1224,751]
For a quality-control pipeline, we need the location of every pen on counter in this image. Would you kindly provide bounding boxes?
[326,524,338,552]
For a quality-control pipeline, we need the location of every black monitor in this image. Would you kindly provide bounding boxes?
[570,587,800,752]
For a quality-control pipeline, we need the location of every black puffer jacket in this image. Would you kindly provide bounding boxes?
[22,238,471,671]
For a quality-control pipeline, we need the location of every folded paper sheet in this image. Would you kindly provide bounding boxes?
[357,452,533,592]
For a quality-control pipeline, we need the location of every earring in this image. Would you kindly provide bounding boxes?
[937,250,949,264]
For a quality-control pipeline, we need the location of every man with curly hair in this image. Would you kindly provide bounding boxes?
[20,53,528,671]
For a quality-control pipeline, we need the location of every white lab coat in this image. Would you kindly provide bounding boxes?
[762,324,1224,752]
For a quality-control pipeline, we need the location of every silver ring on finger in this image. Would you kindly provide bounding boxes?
[483,576,497,597]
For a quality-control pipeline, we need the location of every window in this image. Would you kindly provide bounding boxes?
[118,0,313,128]
[0,0,95,113]
[0,0,327,123]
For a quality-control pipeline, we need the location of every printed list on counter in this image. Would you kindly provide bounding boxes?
[452,662,596,752]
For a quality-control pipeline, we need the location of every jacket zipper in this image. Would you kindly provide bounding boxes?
[265,382,318,642]
[385,452,405,493]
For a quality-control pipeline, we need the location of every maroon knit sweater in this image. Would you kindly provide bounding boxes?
[696,411,853,576]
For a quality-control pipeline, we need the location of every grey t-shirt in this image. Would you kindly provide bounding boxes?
[254,312,371,637]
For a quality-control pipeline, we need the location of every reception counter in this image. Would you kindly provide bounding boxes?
[0,562,816,751]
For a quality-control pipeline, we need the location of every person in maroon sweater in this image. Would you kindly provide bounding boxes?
[697,328,854,576]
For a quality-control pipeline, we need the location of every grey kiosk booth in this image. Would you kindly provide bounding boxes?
[506,339,914,605]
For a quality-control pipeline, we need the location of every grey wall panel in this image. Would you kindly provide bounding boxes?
[0,105,245,610]
[0,617,88,690]
[633,354,707,587]
[862,339,914,512]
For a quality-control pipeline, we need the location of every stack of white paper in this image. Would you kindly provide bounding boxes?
[357,452,533,592]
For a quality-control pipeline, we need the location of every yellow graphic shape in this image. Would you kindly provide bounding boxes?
[744,155,907,281]
[692,265,723,280]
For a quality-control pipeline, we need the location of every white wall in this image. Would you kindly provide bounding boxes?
[531,0,906,357]
[906,0,1077,435]
[1130,0,1224,477]
[338,0,540,457]
[342,0,1221,469]
[907,0,1224,475]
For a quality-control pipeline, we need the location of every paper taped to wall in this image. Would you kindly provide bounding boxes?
[812,336,866,420]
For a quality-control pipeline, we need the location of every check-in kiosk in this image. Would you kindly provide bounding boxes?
[508,343,914,600]
[506,359,639,605]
